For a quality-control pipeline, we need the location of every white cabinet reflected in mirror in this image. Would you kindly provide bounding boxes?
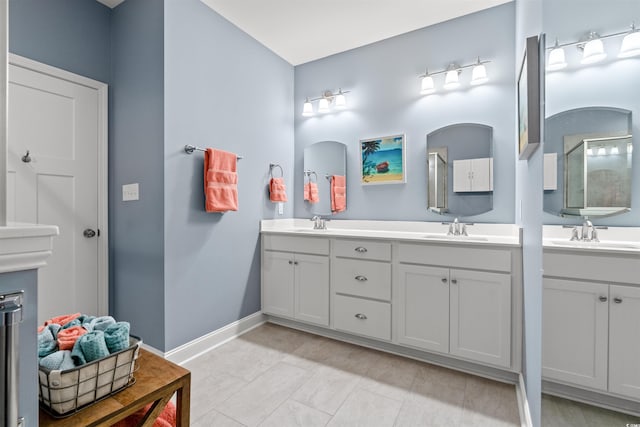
[426,123,494,217]
[303,141,347,215]
[544,107,633,218]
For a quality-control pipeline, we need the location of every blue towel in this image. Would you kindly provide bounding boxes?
[104,322,130,353]
[38,327,58,358]
[39,350,75,371]
[79,315,97,331]
[88,316,116,332]
[71,330,110,365]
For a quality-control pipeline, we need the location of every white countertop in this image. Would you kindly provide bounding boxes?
[543,225,640,255]
[0,222,59,273]
[261,219,522,247]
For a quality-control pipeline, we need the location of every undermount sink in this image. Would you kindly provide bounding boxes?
[422,234,489,242]
[548,239,640,250]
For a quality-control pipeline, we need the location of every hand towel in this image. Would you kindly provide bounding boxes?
[204,148,238,212]
[269,177,288,202]
[304,181,311,201]
[71,330,110,365]
[61,319,81,329]
[331,175,346,213]
[57,325,88,351]
[87,315,116,332]
[112,401,176,427]
[104,322,130,353]
[38,327,59,358]
[44,312,81,328]
[308,182,319,204]
[39,350,76,372]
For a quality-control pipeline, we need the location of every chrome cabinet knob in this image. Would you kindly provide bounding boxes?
[451,279,458,284]
[83,229,97,238]
[614,297,623,304]
[355,275,368,282]
[599,296,608,302]
[355,247,368,253]
[441,278,448,283]
[354,313,367,320]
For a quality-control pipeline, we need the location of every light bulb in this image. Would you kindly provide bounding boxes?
[587,147,595,156]
[318,97,330,113]
[597,146,606,156]
[581,33,607,64]
[470,59,488,85]
[628,142,634,154]
[619,24,640,58]
[547,39,567,71]
[443,68,460,90]
[302,98,313,117]
[421,75,435,95]
[611,146,620,155]
[335,90,347,109]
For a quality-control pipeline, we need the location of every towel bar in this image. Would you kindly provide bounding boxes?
[184,145,243,160]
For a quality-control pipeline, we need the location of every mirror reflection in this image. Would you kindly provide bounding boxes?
[303,141,347,215]
[544,107,633,217]
[426,123,493,217]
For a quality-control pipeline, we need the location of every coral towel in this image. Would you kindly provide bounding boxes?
[44,312,81,328]
[269,177,288,202]
[331,175,346,213]
[305,182,319,204]
[113,401,176,427]
[204,148,238,212]
[57,325,88,351]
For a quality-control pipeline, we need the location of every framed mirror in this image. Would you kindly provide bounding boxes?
[426,123,493,217]
[544,107,633,218]
[303,141,347,215]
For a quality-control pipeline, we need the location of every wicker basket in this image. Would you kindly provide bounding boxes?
[38,336,142,417]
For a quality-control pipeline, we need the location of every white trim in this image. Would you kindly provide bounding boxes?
[517,373,533,427]
[0,0,7,226]
[0,224,58,273]
[164,312,266,365]
[7,54,109,316]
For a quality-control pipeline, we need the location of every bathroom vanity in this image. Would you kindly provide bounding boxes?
[261,219,523,381]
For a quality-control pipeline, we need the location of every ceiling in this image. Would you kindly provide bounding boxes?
[97,0,512,65]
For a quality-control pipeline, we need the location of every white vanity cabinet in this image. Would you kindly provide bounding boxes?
[543,250,640,401]
[331,239,392,341]
[262,235,329,326]
[453,157,493,192]
[396,243,512,368]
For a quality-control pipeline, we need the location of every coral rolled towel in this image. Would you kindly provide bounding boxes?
[44,312,81,328]
[57,325,88,350]
[331,175,346,213]
[104,322,130,353]
[113,401,176,427]
[269,177,288,202]
[204,148,238,212]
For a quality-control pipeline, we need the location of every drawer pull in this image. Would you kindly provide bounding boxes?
[354,313,368,320]
[614,297,623,304]
[355,247,368,253]
[451,279,458,284]
[599,296,608,302]
[288,260,293,265]
[355,275,368,282]
[441,278,447,283]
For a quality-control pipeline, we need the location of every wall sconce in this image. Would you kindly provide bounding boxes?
[418,57,491,96]
[547,22,640,72]
[301,89,350,117]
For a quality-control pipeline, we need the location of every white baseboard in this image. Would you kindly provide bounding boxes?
[517,373,533,427]
[164,312,266,365]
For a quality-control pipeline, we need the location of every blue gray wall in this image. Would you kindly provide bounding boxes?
[110,0,166,349]
[543,0,640,227]
[163,0,294,350]
[294,4,516,224]
[0,270,38,426]
[515,1,543,426]
[8,0,111,84]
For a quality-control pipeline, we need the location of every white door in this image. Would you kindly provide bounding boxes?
[470,158,492,192]
[609,285,640,400]
[262,251,295,318]
[542,278,608,390]
[295,253,329,326]
[7,57,107,323]
[396,264,449,353]
[452,159,471,192]
[450,269,511,367]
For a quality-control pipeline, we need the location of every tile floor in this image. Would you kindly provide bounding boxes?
[182,323,521,427]
[541,393,640,427]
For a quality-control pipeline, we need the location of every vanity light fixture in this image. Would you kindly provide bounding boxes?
[581,32,607,64]
[611,146,620,155]
[628,142,634,154]
[301,89,351,117]
[587,147,595,156]
[418,58,491,95]
[597,146,607,156]
[547,39,568,71]
[619,23,640,58]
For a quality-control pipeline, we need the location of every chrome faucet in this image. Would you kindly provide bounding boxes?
[564,219,607,242]
[582,219,594,242]
[311,215,328,230]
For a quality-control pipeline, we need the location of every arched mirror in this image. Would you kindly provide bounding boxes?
[426,123,494,217]
[544,107,633,218]
[303,141,347,215]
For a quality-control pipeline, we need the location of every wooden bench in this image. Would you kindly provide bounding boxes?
[40,349,191,427]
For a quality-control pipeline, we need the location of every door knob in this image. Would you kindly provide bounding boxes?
[83,229,97,238]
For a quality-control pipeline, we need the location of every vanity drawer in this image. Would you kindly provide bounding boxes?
[333,239,391,261]
[263,234,329,255]
[398,243,511,273]
[332,258,391,301]
[333,295,391,341]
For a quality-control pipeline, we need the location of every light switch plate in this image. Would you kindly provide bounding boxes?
[278,202,284,215]
[122,183,139,201]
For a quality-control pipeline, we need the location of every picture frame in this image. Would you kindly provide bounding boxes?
[360,134,406,185]
[518,35,542,160]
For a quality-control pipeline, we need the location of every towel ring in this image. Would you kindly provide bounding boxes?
[304,170,318,183]
[325,174,333,182]
[269,163,284,178]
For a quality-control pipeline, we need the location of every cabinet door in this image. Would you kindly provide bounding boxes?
[470,158,492,192]
[295,253,329,326]
[262,251,294,318]
[396,264,449,353]
[453,159,471,192]
[609,285,640,400]
[450,269,511,367]
[542,278,608,390]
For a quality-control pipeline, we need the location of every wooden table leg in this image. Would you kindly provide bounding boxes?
[176,376,191,427]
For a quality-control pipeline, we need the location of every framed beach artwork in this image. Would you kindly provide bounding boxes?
[518,35,541,160]
[360,134,406,185]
